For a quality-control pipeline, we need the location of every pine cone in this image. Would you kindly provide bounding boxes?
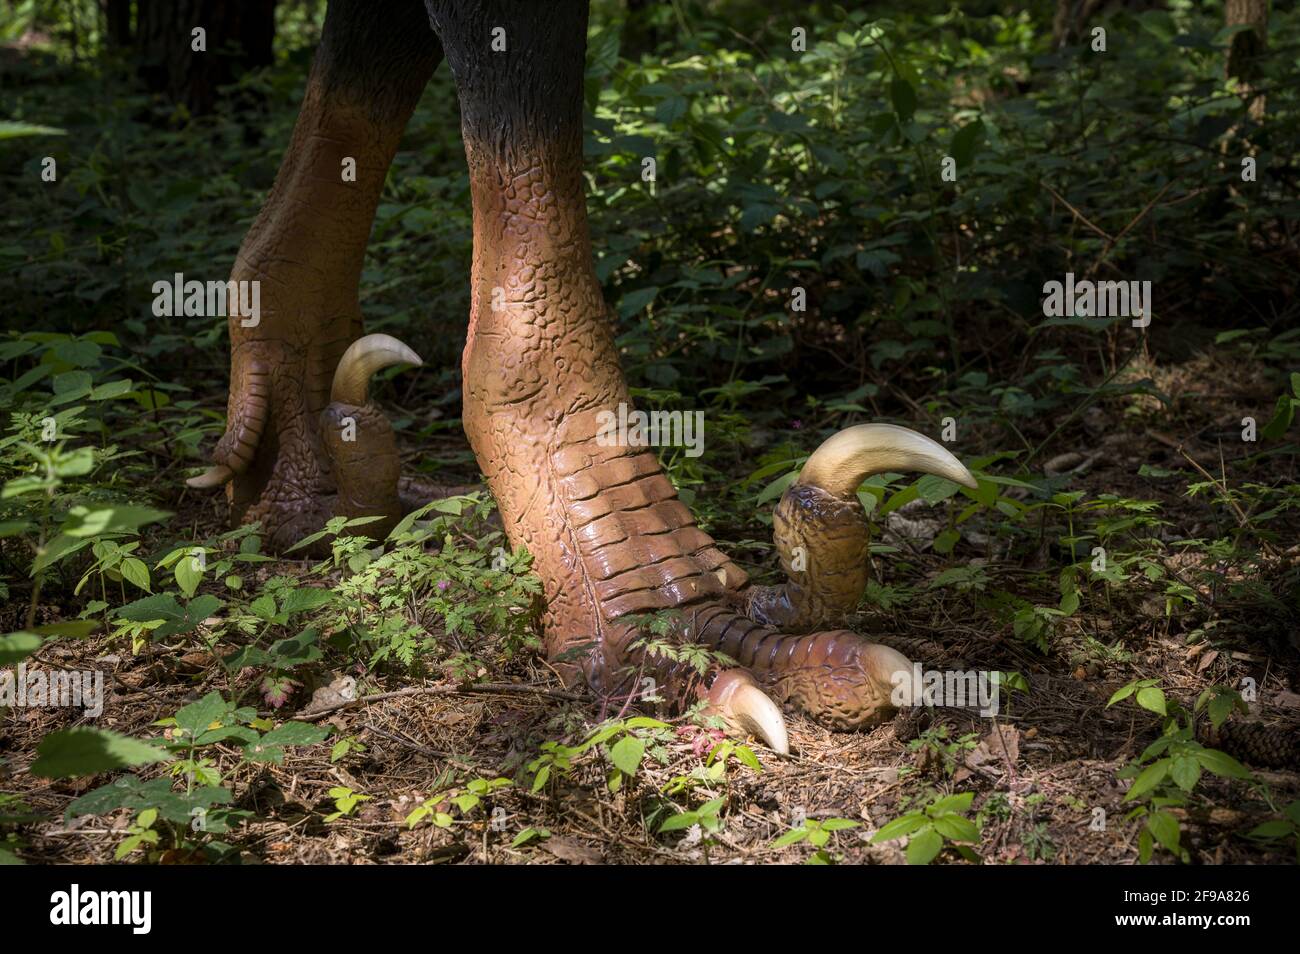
[1199,720,1300,770]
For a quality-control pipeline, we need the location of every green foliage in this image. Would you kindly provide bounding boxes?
[1246,801,1300,863]
[1107,681,1255,864]
[906,724,979,778]
[872,791,982,865]
[527,716,671,794]
[39,691,328,858]
[328,496,543,671]
[406,776,511,829]
[772,816,860,865]
[324,787,371,823]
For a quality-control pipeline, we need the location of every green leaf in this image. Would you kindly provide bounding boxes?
[619,286,659,318]
[772,828,811,848]
[929,792,975,814]
[31,728,169,779]
[279,587,332,616]
[530,764,551,793]
[1247,819,1293,840]
[906,826,943,865]
[115,593,184,622]
[872,813,926,842]
[119,558,151,593]
[256,722,329,749]
[1170,756,1201,792]
[62,505,171,538]
[916,474,960,503]
[820,818,859,831]
[51,370,92,400]
[1146,811,1181,854]
[173,691,230,740]
[265,628,322,667]
[1208,691,1237,729]
[1135,686,1166,715]
[249,594,277,620]
[1125,759,1171,801]
[622,716,670,730]
[1195,747,1252,780]
[659,811,699,833]
[511,826,550,847]
[756,469,798,506]
[950,118,984,169]
[0,632,43,665]
[1138,827,1153,864]
[1261,393,1295,440]
[0,121,66,140]
[174,554,203,598]
[67,776,231,825]
[890,77,916,121]
[932,814,979,843]
[878,481,920,517]
[609,736,645,776]
[114,593,220,640]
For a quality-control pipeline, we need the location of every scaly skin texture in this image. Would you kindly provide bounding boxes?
[430,0,917,730]
[745,483,871,632]
[208,0,441,550]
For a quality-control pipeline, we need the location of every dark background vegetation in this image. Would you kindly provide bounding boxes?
[0,0,1297,866]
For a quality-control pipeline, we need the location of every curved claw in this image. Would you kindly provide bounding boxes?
[331,333,423,405]
[709,670,790,755]
[798,422,978,497]
[186,464,235,489]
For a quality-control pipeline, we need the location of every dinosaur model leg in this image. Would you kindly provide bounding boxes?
[188,0,441,551]
[430,0,977,750]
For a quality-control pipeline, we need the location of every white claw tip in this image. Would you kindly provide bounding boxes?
[798,422,977,496]
[331,333,423,405]
[731,682,790,755]
[186,464,234,489]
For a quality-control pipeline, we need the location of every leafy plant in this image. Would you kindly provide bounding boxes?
[872,791,981,865]
[772,816,860,865]
[1108,680,1254,863]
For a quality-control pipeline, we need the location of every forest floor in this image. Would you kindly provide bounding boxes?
[5,342,1299,866]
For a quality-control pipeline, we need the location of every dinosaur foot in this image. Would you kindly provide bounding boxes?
[187,333,424,553]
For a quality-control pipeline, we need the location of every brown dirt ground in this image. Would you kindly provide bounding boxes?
[2,341,1298,865]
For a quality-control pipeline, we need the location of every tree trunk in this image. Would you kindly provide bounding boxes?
[136,0,278,115]
[1225,0,1268,120]
[1052,0,1106,49]
[103,0,132,48]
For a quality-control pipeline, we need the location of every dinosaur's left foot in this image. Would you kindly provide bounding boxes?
[186,0,441,552]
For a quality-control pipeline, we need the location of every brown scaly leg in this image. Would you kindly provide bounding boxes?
[188,0,442,552]
[429,0,977,751]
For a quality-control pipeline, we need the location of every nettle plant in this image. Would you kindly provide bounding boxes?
[315,495,544,674]
[0,331,213,613]
[406,776,512,830]
[98,522,335,709]
[1107,679,1254,864]
[772,815,861,865]
[872,790,982,865]
[28,691,327,862]
[528,715,673,795]
[0,793,38,865]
